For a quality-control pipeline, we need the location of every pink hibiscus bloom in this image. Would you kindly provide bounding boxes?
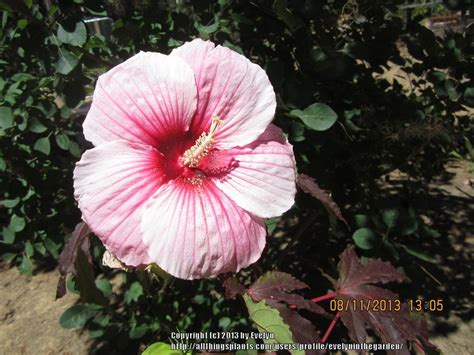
[73,39,296,279]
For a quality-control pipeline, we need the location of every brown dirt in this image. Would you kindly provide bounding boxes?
[0,266,91,355]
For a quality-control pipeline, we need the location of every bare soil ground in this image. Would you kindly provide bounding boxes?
[0,160,472,355]
[0,266,91,355]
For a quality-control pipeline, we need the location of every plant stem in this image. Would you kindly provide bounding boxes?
[321,312,340,343]
[311,292,337,303]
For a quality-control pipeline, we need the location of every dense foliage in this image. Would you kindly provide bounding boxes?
[1,0,472,353]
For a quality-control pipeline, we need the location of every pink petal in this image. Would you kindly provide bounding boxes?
[141,180,266,279]
[171,39,276,149]
[205,124,296,218]
[73,141,164,266]
[83,52,197,147]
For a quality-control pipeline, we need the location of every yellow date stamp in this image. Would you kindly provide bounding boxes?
[330,299,445,312]
[330,299,402,312]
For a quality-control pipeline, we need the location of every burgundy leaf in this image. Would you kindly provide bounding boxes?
[248,271,308,299]
[268,300,325,355]
[248,271,331,318]
[333,246,438,354]
[222,277,246,299]
[297,174,348,227]
[56,222,92,299]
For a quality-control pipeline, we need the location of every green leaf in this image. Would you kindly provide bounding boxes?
[272,0,303,32]
[352,228,379,250]
[68,141,81,158]
[0,157,6,171]
[57,22,87,46]
[400,207,419,236]
[9,214,25,232]
[25,241,34,257]
[464,87,474,106]
[197,21,219,35]
[60,304,98,329]
[382,209,399,228]
[243,294,302,355]
[129,323,148,339]
[55,51,80,75]
[55,132,70,150]
[2,226,15,244]
[0,106,14,129]
[399,244,437,263]
[1,253,16,261]
[19,254,32,275]
[142,342,177,355]
[44,238,60,258]
[290,103,338,131]
[1,197,20,208]
[95,279,112,297]
[125,281,144,303]
[34,242,46,256]
[11,73,35,81]
[219,316,231,329]
[265,218,277,235]
[34,137,51,155]
[29,117,48,133]
[354,214,370,228]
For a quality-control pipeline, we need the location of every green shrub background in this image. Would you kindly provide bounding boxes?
[0,0,472,352]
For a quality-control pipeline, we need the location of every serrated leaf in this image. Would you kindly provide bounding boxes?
[352,228,379,250]
[244,294,302,355]
[57,22,87,46]
[331,246,438,353]
[33,137,50,155]
[222,277,246,299]
[291,103,337,131]
[267,301,323,355]
[60,304,98,329]
[248,272,329,317]
[297,174,348,227]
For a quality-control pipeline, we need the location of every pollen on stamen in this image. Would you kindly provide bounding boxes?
[181,115,223,168]
[182,176,204,188]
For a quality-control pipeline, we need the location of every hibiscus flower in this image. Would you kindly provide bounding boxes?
[73,39,296,279]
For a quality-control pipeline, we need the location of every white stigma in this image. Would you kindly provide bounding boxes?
[181,115,223,168]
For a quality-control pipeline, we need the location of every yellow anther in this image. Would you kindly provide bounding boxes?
[181,115,223,168]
